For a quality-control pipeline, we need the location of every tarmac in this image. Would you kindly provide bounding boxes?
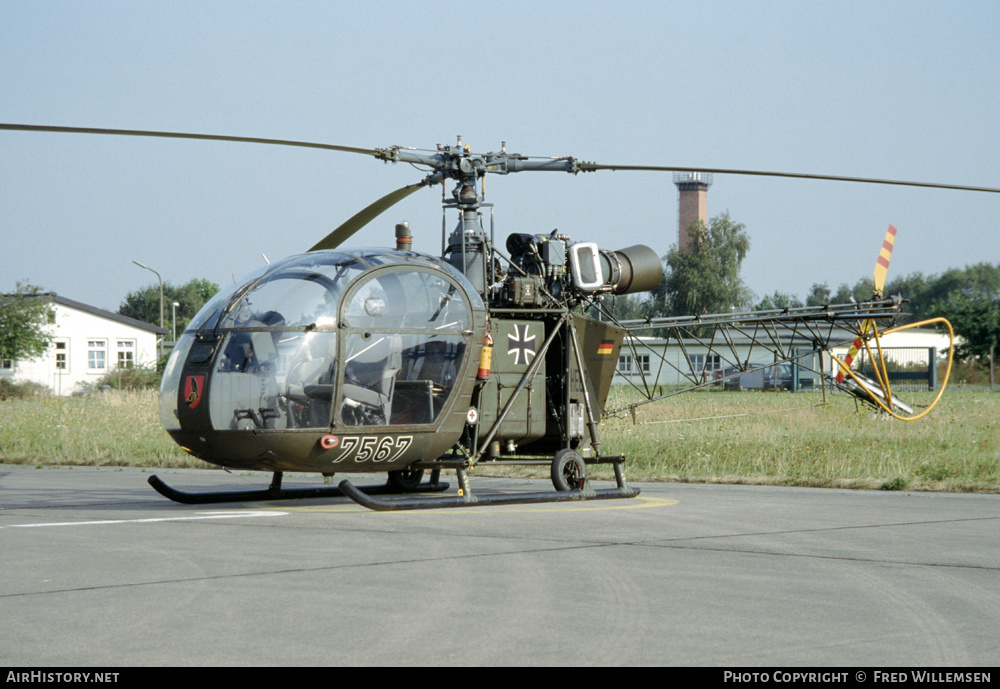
[1,464,998,666]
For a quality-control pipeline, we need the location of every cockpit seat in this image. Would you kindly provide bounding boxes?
[343,335,402,424]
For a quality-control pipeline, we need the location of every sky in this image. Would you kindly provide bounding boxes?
[2,0,998,313]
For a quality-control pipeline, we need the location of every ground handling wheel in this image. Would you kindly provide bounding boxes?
[551,449,587,491]
[387,468,425,493]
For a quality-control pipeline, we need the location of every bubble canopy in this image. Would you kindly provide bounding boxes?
[160,250,482,434]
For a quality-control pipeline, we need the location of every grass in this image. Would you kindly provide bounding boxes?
[0,390,198,468]
[592,387,1000,492]
[1,387,997,492]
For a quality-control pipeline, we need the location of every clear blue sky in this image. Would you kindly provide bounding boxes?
[2,0,998,312]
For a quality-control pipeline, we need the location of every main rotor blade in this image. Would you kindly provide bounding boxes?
[578,162,1000,194]
[8,122,997,194]
[0,123,379,157]
[309,182,427,252]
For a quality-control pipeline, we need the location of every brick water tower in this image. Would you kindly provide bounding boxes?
[673,172,713,251]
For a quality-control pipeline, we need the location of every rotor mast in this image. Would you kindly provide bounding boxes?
[381,139,582,294]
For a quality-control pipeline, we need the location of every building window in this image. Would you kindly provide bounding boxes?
[617,354,650,375]
[1,358,13,371]
[689,354,721,374]
[88,340,107,371]
[55,341,68,370]
[117,340,135,369]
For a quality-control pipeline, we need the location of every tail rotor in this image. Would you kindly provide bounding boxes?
[832,225,953,419]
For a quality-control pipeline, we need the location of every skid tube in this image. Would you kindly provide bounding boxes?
[148,470,449,505]
[338,460,640,512]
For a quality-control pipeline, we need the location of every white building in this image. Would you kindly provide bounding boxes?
[1,294,167,395]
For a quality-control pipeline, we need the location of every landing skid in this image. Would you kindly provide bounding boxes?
[338,462,640,511]
[148,470,449,505]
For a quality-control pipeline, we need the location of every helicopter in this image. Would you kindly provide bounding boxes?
[2,123,996,511]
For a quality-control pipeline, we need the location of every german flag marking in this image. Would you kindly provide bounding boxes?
[597,339,615,355]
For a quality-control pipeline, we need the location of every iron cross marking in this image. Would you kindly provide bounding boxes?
[507,323,536,366]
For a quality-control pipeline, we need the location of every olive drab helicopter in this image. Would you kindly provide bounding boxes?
[3,123,997,511]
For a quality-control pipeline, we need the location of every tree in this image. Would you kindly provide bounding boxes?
[850,277,875,302]
[937,290,1000,364]
[806,279,875,307]
[832,283,852,303]
[119,278,221,336]
[879,264,1000,329]
[805,282,832,306]
[926,263,1000,371]
[605,294,653,321]
[755,291,804,311]
[0,282,54,364]
[883,271,936,322]
[650,212,752,317]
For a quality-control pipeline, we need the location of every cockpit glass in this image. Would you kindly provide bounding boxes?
[337,268,470,427]
[219,253,364,329]
[343,269,469,331]
[176,253,476,433]
[186,265,268,334]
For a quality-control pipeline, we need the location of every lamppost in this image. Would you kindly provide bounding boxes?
[132,260,163,360]
[171,301,180,343]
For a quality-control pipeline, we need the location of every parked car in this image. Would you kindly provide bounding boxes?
[763,364,793,390]
[713,365,744,390]
[714,363,797,391]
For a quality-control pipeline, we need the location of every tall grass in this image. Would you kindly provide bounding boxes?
[0,389,198,467]
[596,387,1000,492]
[0,387,997,492]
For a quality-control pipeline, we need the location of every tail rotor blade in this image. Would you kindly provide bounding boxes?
[835,338,864,384]
[836,225,898,384]
[873,224,897,296]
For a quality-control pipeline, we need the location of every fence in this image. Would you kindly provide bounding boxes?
[855,347,938,392]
